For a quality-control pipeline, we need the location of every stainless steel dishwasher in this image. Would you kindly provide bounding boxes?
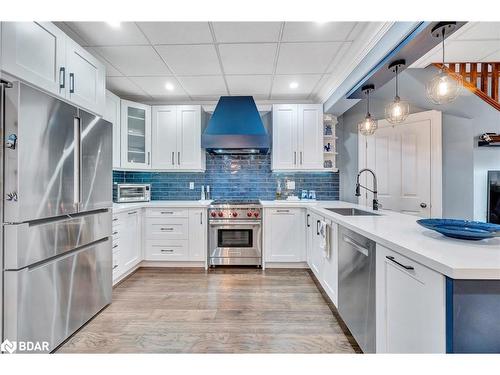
[338,226,376,353]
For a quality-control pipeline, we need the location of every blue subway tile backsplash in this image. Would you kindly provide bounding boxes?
[113,154,339,201]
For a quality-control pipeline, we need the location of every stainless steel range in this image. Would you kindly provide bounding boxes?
[208,200,262,267]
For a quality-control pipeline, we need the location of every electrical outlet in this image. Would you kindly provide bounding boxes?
[286,180,295,190]
[189,182,194,190]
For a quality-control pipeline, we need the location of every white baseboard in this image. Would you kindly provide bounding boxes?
[264,261,309,269]
[140,261,206,268]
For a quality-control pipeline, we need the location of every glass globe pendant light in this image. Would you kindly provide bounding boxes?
[426,22,462,104]
[358,84,378,136]
[385,59,410,124]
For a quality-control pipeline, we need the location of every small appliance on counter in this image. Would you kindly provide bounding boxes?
[114,183,151,203]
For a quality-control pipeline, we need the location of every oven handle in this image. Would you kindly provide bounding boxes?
[209,220,261,226]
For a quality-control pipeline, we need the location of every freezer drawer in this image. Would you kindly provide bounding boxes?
[3,238,112,353]
[3,82,79,222]
[4,209,111,269]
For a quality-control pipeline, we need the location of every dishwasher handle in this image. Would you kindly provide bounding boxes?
[342,235,369,257]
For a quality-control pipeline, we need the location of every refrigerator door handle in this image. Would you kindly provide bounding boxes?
[74,117,81,210]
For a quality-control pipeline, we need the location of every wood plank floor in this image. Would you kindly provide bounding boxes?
[58,267,360,353]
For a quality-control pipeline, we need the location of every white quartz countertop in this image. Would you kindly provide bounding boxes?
[264,200,500,280]
[113,200,212,213]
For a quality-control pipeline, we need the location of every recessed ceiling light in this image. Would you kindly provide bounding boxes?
[165,82,175,91]
[106,21,121,28]
[289,82,299,89]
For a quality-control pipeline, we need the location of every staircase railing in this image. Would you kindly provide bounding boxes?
[433,62,500,111]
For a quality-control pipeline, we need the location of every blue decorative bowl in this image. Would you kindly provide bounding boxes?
[417,219,500,241]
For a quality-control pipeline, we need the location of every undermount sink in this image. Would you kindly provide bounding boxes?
[325,207,380,216]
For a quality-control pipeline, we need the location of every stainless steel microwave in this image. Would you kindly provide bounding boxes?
[114,183,151,203]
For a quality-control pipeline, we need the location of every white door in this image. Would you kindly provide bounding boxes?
[1,22,66,97]
[152,106,177,170]
[65,38,105,115]
[121,100,152,169]
[265,208,304,262]
[188,208,207,262]
[104,90,121,169]
[298,104,323,170]
[177,105,202,170]
[309,212,324,278]
[359,110,442,218]
[272,104,297,170]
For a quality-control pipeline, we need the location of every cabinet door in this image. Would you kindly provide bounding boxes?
[309,213,324,278]
[104,90,121,168]
[376,244,446,353]
[121,210,142,270]
[321,222,338,307]
[189,208,207,261]
[297,104,323,170]
[177,105,203,170]
[265,208,305,262]
[152,106,177,169]
[121,100,151,169]
[305,211,314,266]
[272,104,297,170]
[65,38,105,115]
[1,22,66,97]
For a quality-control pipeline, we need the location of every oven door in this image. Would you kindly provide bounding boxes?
[209,221,262,265]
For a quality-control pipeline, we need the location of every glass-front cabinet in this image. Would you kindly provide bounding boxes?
[120,99,152,169]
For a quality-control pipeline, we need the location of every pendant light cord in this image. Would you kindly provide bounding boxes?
[395,65,399,99]
[366,89,370,117]
[441,30,445,71]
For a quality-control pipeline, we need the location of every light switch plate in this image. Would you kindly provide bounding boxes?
[189,182,194,190]
[286,180,295,190]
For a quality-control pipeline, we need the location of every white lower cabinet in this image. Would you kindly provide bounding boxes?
[112,209,142,284]
[264,208,305,263]
[188,208,207,261]
[376,244,446,353]
[306,210,338,307]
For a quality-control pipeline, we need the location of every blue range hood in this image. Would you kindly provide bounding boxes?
[202,96,270,154]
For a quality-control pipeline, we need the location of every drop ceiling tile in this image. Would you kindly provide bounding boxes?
[212,22,282,43]
[226,75,272,96]
[106,77,147,97]
[309,74,331,100]
[276,42,342,74]
[156,45,221,75]
[65,22,149,46]
[137,22,213,44]
[177,76,227,96]
[483,48,500,61]
[94,46,171,76]
[443,40,500,62]
[271,74,322,98]
[129,76,188,97]
[85,47,123,77]
[326,42,352,74]
[282,22,357,42]
[453,22,500,41]
[218,44,277,74]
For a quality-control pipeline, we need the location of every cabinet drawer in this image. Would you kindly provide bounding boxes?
[145,240,189,261]
[382,249,437,282]
[146,208,189,218]
[145,218,188,240]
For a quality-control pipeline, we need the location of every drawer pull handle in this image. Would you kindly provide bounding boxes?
[386,256,414,270]
[276,209,290,213]
[112,218,118,222]
[160,227,174,231]
[128,211,138,215]
[112,244,118,249]
[112,231,118,235]
[161,249,174,253]
[113,265,119,270]
[161,211,174,215]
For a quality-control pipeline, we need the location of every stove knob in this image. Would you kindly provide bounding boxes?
[247,212,253,217]
[253,212,259,218]
[232,212,238,217]
[218,212,224,217]
[210,212,217,217]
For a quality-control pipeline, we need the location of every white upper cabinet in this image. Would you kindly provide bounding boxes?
[1,22,66,97]
[152,105,204,171]
[272,104,323,171]
[65,38,105,115]
[121,99,152,170]
[1,22,106,115]
[104,90,121,169]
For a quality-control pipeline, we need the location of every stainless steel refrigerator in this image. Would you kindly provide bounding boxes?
[1,80,112,353]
